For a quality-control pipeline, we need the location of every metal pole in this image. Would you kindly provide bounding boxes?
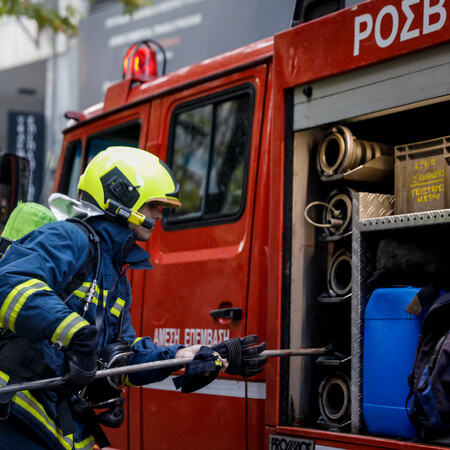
[0,347,329,395]
[262,348,328,357]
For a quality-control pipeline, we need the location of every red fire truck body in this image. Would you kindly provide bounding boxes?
[53,1,450,448]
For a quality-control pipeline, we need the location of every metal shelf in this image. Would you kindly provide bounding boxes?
[350,192,450,434]
[360,209,450,231]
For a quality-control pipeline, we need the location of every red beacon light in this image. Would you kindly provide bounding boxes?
[122,40,166,82]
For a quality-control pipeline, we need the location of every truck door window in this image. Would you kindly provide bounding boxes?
[166,87,253,227]
[60,140,82,200]
[85,121,141,165]
[60,122,141,199]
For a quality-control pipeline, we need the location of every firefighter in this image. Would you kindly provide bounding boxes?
[0,146,266,450]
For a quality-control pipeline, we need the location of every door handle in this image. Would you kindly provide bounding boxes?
[209,307,242,320]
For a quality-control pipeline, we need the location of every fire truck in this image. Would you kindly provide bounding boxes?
[52,0,450,448]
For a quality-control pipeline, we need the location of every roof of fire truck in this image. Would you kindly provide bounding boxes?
[64,37,274,130]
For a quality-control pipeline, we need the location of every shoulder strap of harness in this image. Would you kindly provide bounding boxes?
[59,218,101,301]
[64,218,104,338]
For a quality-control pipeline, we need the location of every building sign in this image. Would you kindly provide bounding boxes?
[7,111,45,202]
[78,0,296,109]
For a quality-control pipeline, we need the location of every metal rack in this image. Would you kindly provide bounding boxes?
[350,192,450,433]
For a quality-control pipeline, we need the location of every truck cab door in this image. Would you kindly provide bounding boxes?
[137,65,269,450]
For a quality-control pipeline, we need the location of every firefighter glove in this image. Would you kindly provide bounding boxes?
[213,334,267,378]
[58,325,98,393]
[172,346,224,393]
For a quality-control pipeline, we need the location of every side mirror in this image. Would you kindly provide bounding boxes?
[0,153,30,231]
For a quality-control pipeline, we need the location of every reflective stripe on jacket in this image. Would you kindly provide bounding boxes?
[0,217,182,449]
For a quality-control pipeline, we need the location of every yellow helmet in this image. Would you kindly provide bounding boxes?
[78,146,181,212]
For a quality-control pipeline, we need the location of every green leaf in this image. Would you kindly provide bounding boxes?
[0,0,153,36]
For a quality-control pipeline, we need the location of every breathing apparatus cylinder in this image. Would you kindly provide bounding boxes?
[81,339,133,428]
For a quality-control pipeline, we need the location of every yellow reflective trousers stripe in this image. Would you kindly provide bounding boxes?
[12,390,95,450]
[12,391,74,450]
[51,312,90,348]
[0,279,52,331]
[1,370,94,449]
[74,435,95,449]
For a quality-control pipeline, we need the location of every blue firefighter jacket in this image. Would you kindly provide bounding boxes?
[0,217,182,450]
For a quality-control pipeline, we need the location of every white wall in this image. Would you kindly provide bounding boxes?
[0,0,87,202]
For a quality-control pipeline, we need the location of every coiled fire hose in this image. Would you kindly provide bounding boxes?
[318,371,351,425]
[327,248,352,297]
[317,125,393,177]
[304,188,355,236]
[0,347,329,395]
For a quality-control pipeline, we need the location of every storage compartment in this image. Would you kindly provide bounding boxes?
[287,57,450,434]
[363,287,424,439]
[395,136,450,214]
